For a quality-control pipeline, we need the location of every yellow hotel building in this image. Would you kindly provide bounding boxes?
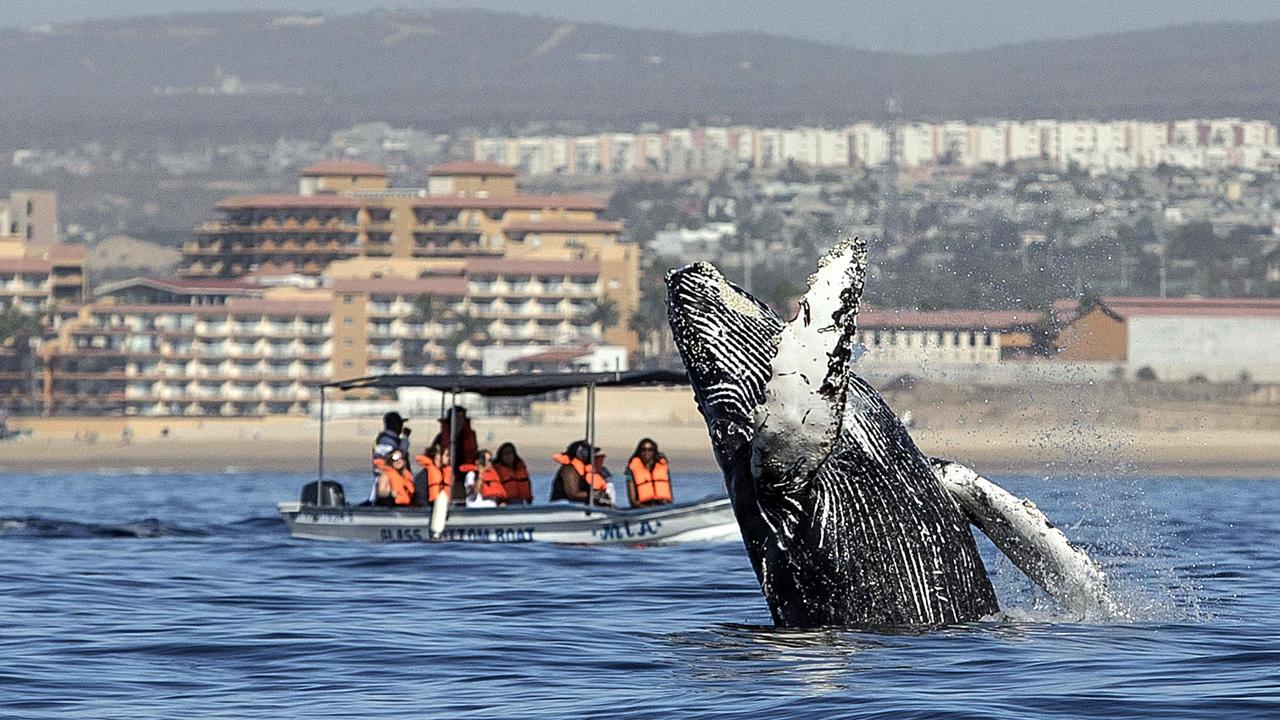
[181,160,637,350]
[14,161,639,416]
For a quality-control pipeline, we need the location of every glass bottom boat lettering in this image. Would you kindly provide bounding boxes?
[592,519,662,541]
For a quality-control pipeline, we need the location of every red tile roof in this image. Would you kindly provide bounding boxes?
[222,298,332,316]
[215,194,365,210]
[0,244,87,272]
[503,220,624,234]
[412,194,606,211]
[330,277,469,296]
[858,309,1040,331]
[0,257,53,273]
[429,161,517,177]
[1056,296,1280,320]
[465,257,601,276]
[299,160,390,177]
[213,192,603,212]
[45,244,87,261]
[80,301,331,317]
[94,277,262,299]
[157,278,262,290]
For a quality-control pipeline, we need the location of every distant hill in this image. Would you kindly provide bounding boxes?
[3,9,1280,144]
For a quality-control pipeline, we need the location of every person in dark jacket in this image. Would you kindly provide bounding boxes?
[368,411,411,502]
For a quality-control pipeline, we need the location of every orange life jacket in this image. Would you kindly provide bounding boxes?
[478,466,507,501]
[380,465,415,506]
[415,455,452,504]
[629,456,673,505]
[495,461,532,503]
[552,453,607,492]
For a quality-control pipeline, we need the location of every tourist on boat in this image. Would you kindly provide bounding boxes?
[374,450,415,507]
[550,440,612,506]
[414,442,452,506]
[466,449,507,508]
[432,406,478,467]
[494,442,533,505]
[625,438,673,508]
[369,411,412,502]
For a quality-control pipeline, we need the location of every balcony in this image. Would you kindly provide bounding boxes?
[261,323,297,336]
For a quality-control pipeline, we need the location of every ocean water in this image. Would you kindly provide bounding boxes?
[1,468,1277,719]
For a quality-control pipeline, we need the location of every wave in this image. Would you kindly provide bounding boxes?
[0,516,207,539]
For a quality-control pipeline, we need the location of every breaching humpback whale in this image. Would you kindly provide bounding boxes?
[666,237,1114,627]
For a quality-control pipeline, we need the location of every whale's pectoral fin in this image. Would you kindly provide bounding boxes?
[930,458,1122,619]
[752,236,867,485]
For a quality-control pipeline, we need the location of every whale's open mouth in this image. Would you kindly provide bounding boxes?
[667,239,868,483]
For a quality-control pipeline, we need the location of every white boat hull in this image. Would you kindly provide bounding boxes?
[277,495,741,545]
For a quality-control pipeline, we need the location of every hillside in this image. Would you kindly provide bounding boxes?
[3,9,1280,144]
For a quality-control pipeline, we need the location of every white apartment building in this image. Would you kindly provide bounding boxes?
[475,118,1280,177]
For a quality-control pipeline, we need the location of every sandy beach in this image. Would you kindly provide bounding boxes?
[1,384,1277,477]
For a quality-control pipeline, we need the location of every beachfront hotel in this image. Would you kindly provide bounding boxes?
[0,232,87,412]
[180,160,637,350]
[14,161,637,416]
[38,255,617,416]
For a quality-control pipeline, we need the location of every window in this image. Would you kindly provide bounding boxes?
[343,295,354,304]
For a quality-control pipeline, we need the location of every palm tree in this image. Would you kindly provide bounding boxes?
[442,311,490,372]
[588,296,620,336]
[409,294,441,326]
[0,308,46,414]
[629,308,659,357]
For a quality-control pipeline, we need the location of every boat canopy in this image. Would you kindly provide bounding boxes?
[325,369,689,396]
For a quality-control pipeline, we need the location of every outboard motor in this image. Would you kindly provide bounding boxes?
[301,480,346,507]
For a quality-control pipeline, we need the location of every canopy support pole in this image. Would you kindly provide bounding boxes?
[317,385,326,507]
[450,392,460,503]
[585,382,596,509]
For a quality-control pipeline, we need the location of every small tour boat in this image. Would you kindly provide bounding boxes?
[278,370,740,545]
[277,495,739,545]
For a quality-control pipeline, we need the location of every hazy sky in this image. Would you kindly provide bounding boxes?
[8,0,1280,54]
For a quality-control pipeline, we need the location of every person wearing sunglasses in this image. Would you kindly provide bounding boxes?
[625,438,672,508]
[374,450,415,507]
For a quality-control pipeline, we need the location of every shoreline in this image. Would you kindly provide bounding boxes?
[1,384,1277,478]
[0,416,1276,479]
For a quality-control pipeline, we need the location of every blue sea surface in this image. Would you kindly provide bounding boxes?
[1,469,1277,719]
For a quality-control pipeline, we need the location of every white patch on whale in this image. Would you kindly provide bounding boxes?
[751,236,866,488]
